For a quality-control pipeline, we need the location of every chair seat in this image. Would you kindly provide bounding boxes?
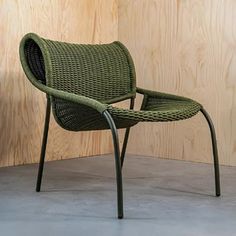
[108,94,202,123]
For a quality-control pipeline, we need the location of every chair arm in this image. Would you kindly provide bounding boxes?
[23,71,108,113]
[136,87,195,102]
[136,87,202,111]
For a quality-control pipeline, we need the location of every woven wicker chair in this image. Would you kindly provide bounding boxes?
[19,33,220,219]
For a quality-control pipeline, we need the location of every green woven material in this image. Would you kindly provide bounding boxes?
[19,33,202,131]
[108,88,201,122]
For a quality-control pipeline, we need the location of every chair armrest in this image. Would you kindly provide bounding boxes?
[24,73,108,113]
[136,87,201,111]
[136,87,193,101]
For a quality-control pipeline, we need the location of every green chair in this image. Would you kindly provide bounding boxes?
[19,33,220,219]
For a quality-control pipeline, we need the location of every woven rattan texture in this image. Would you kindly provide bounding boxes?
[52,98,138,131]
[24,39,45,84]
[22,35,137,130]
[20,33,202,131]
[108,94,201,122]
[42,39,135,101]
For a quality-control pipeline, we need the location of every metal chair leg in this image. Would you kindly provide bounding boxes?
[103,110,124,219]
[200,107,221,197]
[36,98,51,192]
[121,127,131,168]
[121,98,135,168]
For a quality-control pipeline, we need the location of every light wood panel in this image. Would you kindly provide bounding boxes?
[0,0,118,167]
[118,0,236,166]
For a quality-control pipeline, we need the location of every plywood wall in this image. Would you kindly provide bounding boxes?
[119,0,236,166]
[1,0,236,168]
[0,0,118,167]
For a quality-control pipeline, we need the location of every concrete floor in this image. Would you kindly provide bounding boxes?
[0,155,236,236]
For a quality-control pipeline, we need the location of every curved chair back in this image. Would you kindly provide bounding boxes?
[20,33,136,130]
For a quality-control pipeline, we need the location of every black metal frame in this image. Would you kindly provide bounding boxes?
[36,97,51,192]
[200,108,221,196]
[102,110,123,219]
[36,97,220,219]
[121,98,135,167]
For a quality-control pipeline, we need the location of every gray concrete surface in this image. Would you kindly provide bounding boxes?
[0,155,236,236]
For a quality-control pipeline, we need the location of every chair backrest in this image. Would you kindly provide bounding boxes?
[20,33,136,103]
